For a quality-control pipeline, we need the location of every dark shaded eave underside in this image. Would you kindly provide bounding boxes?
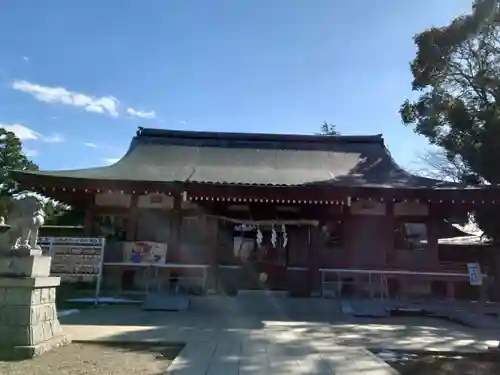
[12,167,460,189]
[12,170,500,204]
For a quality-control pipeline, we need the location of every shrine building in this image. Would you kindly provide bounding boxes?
[12,127,496,300]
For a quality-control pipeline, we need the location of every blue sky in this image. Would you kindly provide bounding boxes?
[0,0,472,171]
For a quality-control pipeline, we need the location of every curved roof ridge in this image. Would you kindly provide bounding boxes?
[381,142,462,188]
[135,127,384,144]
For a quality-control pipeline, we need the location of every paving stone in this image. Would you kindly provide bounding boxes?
[296,352,334,375]
[206,342,240,375]
[239,353,270,375]
[167,341,216,375]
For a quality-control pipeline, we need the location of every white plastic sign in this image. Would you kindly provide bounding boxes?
[467,262,482,286]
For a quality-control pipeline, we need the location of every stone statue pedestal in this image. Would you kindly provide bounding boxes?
[0,249,51,277]
[0,250,71,360]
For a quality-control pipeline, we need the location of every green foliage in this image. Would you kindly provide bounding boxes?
[45,206,85,226]
[400,0,500,242]
[0,129,78,224]
[0,128,38,216]
[319,121,339,135]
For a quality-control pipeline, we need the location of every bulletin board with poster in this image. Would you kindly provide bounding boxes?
[38,237,106,304]
[123,241,168,264]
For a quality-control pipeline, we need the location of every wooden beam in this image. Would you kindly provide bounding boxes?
[83,194,94,236]
[385,201,395,266]
[125,194,138,241]
[427,204,440,265]
[168,193,183,263]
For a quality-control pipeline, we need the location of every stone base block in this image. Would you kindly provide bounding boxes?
[0,276,61,289]
[0,275,69,359]
[0,248,43,257]
[0,255,51,278]
[0,334,71,360]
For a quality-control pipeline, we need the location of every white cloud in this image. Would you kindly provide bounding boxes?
[84,142,98,148]
[22,56,29,62]
[178,120,188,126]
[0,124,65,145]
[12,80,120,117]
[24,148,38,157]
[126,107,156,119]
[103,157,120,165]
[0,124,41,140]
[43,133,64,143]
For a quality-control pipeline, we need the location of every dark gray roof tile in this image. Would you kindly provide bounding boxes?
[13,128,457,189]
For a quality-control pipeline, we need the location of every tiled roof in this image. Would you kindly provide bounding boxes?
[13,128,458,188]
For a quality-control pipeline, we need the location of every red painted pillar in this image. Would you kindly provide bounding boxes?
[427,204,440,266]
[208,216,219,292]
[83,194,94,236]
[169,193,182,263]
[385,201,395,266]
[446,281,455,300]
[342,203,353,266]
[307,226,317,295]
[126,194,138,242]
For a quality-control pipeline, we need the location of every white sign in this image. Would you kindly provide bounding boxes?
[38,237,105,281]
[467,262,483,286]
[38,237,106,305]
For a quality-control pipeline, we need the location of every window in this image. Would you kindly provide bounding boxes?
[232,224,287,265]
[394,221,427,251]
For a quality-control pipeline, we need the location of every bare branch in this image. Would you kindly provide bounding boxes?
[414,148,469,182]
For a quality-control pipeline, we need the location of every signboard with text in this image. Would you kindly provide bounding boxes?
[38,237,105,283]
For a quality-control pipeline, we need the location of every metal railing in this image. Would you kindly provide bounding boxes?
[104,262,210,295]
[319,268,486,300]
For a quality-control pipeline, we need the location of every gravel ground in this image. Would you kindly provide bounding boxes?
[0,342,182,375]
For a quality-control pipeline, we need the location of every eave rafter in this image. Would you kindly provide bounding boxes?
[21,175,500,207]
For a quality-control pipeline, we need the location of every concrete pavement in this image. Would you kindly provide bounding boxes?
[59,296,500,374]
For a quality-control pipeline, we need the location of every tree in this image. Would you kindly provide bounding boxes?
[415,148,470,182]
[0,128,38,216]
[44,204,84,226]
[400,0,500,297]
[319,121,339,135]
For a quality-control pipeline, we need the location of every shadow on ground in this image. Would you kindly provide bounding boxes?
[58,296,500,374]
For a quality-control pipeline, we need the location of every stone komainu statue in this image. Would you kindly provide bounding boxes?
[0,196,45,250]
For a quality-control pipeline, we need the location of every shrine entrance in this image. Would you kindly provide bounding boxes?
[241,260,288,290]
[234,224,289,291]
